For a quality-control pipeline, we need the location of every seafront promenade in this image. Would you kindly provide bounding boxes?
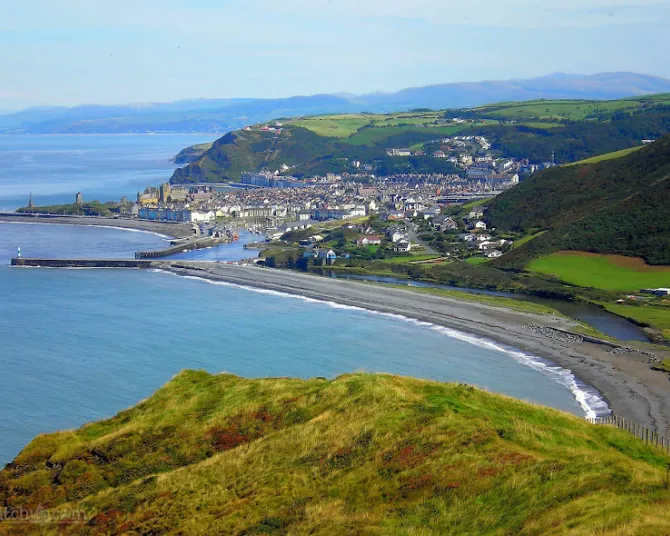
[0,212,195,239]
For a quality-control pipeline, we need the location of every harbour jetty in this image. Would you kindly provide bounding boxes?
[135,236,232,259]
[12,258,158,269]
[10,258,212,270]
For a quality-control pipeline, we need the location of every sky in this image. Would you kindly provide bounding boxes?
[1,0,670,109]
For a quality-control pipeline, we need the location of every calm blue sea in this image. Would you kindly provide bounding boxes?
[0,136,606,465]
[0,134,216,211]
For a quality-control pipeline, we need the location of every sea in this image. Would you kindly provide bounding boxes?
[0,135,609,465]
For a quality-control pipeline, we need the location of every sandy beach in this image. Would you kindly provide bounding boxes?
[0,213,194,239]
[160,262,670,435]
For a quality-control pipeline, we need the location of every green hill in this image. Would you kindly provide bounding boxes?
[1,371,669,535]
[566,145,644,165]
[486,136,670,267]
[172,142,213,164]
[171,97,670,184]
[170,122,464,183]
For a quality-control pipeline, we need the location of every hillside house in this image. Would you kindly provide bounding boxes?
[423,207,441,219]
[458,233,476,242]
[386,148,412,157]
[435,216,457,232]
[393,240,412,253]
[357,236,383,246]
[387,229,408,243]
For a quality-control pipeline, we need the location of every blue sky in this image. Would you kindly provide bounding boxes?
[1,0,669,108]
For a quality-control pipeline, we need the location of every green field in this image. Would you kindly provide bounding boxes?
[287,112,449,140]
[289,115,372,137]
[603,303,670,341]
[381,254,441,264]
[475,95,670,121]
[345,125,466,146]
[465,257,489,265]
[528,252,670,292]
[480,99,642,121]
[516,122,564,129]
[2,371,669,535]
[567,145,644,166]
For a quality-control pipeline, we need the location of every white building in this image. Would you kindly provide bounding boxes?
[190,210,216,223]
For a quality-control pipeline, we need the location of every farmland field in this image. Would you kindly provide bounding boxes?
[481,100,641,120]
[527,251,670,292]
[345,125,467,146]
[289,115,372,137]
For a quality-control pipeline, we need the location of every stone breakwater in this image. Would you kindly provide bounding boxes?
[10,258,210,270]
[522,324,659,362]
[522,324,585,344]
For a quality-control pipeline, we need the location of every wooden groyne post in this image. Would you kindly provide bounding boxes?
[587,414,670,454]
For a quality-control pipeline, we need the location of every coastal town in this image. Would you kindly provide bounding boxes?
[109,132,555,262]
[11,130,560,264]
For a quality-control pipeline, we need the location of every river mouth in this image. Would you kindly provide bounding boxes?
[318,272,650,343]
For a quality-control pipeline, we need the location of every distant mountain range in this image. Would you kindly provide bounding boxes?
[2,72,670,134]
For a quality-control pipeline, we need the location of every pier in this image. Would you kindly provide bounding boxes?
[135,236,232,259]
[11,258,162,268]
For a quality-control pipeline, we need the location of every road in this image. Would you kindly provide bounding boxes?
[404,219,438,255]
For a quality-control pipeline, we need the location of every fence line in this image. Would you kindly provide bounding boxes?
[587,414,670,454]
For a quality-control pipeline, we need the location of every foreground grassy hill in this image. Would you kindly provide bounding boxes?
[171,96,670,184]
[486,135,670,267]
[1,372,669,535]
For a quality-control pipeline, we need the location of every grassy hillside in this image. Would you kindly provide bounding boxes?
[472,94,670,121]
[16,201,122,217]
[171,96,670,184]
[172,142,214,164]
[171,122,464,183]
[567,146,644,166]
[1,371,669,535]
[486,135,670,266]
